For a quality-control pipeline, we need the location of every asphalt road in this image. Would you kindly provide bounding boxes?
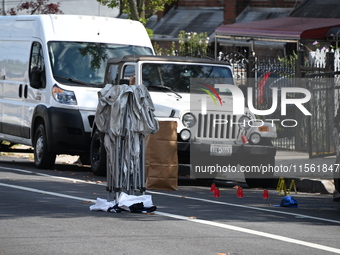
[0,156,340,255]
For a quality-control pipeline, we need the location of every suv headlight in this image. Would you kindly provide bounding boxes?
[52,84,77,105]
[238,115,251,130]
[250,132,261,144]
[180,129,191,141]
[182,113,196,128]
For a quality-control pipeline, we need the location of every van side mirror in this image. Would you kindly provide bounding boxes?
[30,66,44,89]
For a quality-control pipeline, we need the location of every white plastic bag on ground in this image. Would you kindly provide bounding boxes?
[118,192,154,211]
[90,198,115,212]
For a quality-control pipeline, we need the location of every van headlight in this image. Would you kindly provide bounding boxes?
[182,113,196,128]
[238,115,251,130]
[52,84,77,105]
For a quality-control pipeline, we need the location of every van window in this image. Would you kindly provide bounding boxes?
[29,42,46,88]
[48,41,152,87]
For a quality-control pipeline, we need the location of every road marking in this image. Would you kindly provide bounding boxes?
[147,190,340,225]
[2,166,340,225]
[0,166,106,186]
[155,211,340,254]
[0,182,96,203]
[1,181,340,254]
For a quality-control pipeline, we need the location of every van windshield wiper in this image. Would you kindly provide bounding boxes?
[148,85,182,99]
[53,74,89,86]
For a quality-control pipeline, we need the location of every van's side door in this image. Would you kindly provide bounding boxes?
[23,41,46,140]
[2,39,30,141]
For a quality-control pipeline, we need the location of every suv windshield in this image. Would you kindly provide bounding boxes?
[141,63,234,93]
[49,42,153,86]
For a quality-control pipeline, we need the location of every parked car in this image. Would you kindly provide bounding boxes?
[91,55,278,188]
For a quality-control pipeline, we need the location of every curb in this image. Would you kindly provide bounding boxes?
[275,150,336,194]
[294,178,335,194]
[267,177,335,194]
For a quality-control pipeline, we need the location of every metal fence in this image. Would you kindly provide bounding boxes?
[217,52,298,151]
[306,74,338,157]
[180,48,340,155]
[216,49,340,156]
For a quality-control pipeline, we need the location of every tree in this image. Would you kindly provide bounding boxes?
[3,0,63,15]
[96,0,175,25]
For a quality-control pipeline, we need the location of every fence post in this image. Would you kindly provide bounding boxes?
[326,49,336,155]
[247,51,256,106]
[294,49,306,151]
[295,49,305,78]
[326,50,335,72]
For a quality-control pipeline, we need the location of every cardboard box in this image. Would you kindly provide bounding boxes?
[145,121,178,190]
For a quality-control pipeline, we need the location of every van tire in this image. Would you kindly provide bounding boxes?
[90,129,106,176]
[34,124,56,169]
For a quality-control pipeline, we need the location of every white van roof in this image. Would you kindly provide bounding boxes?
[0,14,153,48]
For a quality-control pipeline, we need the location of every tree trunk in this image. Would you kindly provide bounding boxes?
[128,0,139,21]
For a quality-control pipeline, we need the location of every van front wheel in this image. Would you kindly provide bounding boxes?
[34,124,56,169]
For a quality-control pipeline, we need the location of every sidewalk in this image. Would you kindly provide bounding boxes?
[215,150,336,194]
[274,150,336,194]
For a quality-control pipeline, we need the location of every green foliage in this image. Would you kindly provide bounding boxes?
[97,0,175,37]
[153,42,175,56]
[154,30,210,57]
[277,52,298,65]
[178,30,209,57]
[146,27,154,38]
[97,0,120,9]
[97,0,176,20]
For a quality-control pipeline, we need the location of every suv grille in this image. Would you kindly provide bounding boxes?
[196,113,238,139]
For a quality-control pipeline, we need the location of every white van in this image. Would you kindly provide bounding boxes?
[0,14,154,168]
